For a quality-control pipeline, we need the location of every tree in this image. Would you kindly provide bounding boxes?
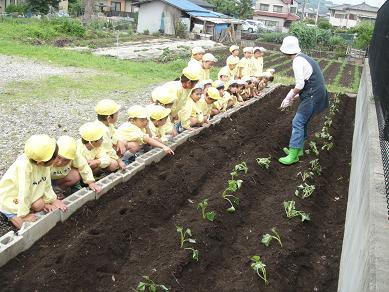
[208,0,253,19]
[352,21,374,50]
[27,0,60,14]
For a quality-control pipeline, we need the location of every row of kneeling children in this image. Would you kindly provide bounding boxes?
[0,49,274,230]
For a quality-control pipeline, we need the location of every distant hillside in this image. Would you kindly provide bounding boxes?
[296,0,334,14]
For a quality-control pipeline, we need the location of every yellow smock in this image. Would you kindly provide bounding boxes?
[252,57,264,76]
[218,66,237,82]
[197,97,213,116]
[51,149,94,183]
[188,58,202,68]
[149,119,174,142]
[164,81,192,118]
[116,122,148,145]
[178,98,204,129]
[238,57,254,77]
[96,121,119,160]
[76,140,111,169]
[0,154,57,217]
[213,92,232,112]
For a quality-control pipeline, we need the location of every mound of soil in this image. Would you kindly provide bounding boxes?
[340,64,355,88]
[325,62,341,84]
[0,86,355,292]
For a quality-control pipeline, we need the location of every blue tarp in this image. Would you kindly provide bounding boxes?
[160,0,229,18]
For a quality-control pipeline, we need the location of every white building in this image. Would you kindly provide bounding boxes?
[329,2,378,28]
[253,0,299,32]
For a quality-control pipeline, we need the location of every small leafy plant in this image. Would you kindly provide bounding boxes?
[197,199,216,222]
[222,178,242,213]
[283,200,310,222]
[309,159,322,175]
[136,276,169,291]
[250,255,268,285]
[322,141,334,151]
[184,247,199,261]
[261,227,282,247]
[307,141,319,156]
[231,162,248,179]
[294,183,315,199]
[176,226,196,248]
[297,171,314,182]
[256,156,272,169]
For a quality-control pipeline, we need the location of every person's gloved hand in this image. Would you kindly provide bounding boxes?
[280,89,296,109]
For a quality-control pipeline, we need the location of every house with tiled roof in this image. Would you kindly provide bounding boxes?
[253,0,299,32]
[329,2,379,28]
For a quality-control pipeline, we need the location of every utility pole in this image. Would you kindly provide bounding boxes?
[301,0,306,20]
[315,0,321,25]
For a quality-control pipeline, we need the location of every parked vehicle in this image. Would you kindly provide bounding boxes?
[242,20,273,33]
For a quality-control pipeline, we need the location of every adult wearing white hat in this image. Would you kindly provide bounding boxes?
[278,36,328,165]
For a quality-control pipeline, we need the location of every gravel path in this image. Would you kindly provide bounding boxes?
[0,54,160,235]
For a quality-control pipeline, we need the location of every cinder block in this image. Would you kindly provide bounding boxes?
[60,188,95,222]
[173,132,189,145]
[165,141,178,151]
[95,176,113,199]
[122,161,145,183]
[18,210,61,251]
[136,151,157,166]
[148,148,166,163]
[0,231,24,268]
[107,172,123,187]
[210,117,222,125]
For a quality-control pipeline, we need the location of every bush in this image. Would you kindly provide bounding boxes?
[174,21,188,38]
[69,0,84,17]
[318,19,331,30]
[290,22,317,49]
[316,28,332,45]
[143,29,150,35]
[5,3,28,14]
[259,31,287,44]
[53,18,86,37]
[352,21,374,50]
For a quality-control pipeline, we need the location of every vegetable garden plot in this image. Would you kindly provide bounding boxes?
[324,62,342,84]
[0,87,355,292]
[339,64,355,88]
[319,59,330,70]
[264,55,288,69]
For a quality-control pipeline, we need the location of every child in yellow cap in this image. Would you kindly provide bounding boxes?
[116,105,174,155]
[229,45,240,58]
[188,46,205,68]
[211,80,230,115]
[164,66,201,120]
[78,122,121,174]
[152,86,176,108]
[218,56,239,84]
[253,47,266,77]
[51,136,102,196]
[225,80,242,108]
[95,100,126,165]
[238,47,254,78]
[148,105,177,142]
[197,87,221,121]
[197,53,217,81]
[0,135,67,229]
[177,84,204,131]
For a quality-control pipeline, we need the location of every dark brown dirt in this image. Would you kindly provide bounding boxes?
[319,60,330,70]
[264,55,289,69]
[0,86,355,292]
[324,62,341,84]
[340,64,355,88]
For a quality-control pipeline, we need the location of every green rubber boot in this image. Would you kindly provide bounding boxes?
[279,148,300,165]
[283,147,304,157]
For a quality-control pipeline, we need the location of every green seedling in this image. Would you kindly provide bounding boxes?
[309,159,322,175]
[308,141,319,156]
[256,156,272,169]
[322,141,334,151]
[136,276,169,292]
[283,200,311,222]
[250,255,268,285]
[231,162,248,178]
[184,248,199,261]
[294,183,315,199]
[261,227,282,247]
[297,171,314,182]
[324,119,333,127]
[197,199,216,222]
[176,226,196,248]
[222,178,242,213]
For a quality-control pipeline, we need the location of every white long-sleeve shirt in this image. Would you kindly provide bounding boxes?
[293,54,313,90]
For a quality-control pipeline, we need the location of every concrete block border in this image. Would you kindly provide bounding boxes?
[0,83,281,268]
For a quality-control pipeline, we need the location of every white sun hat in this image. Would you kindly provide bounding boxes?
[280,36,301,55]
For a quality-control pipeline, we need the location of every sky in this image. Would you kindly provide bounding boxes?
[331,0,386,8]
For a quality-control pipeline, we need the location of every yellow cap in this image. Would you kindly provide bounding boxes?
[57,136,77,160]
[243,47,254,53]
[202,53,217,62]
[95,99,121,116]
[212,80,225,89]
[207,87,221,100]
[226,80,238,88]
[79,122,104,142]
[226,55,239,65]
[267,68,275,74]
[182,66,200,81]
[149,105,171,120]
[192,46,205,55]
[229,45,239,53]
[152,86,175,104]
[128,105,149,119]
[24,134,57,162]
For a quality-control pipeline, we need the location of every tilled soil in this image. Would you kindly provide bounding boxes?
[340,64,355,88]
[324,62,341,84]
[0,86,355,292]
[264,55,288,69]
